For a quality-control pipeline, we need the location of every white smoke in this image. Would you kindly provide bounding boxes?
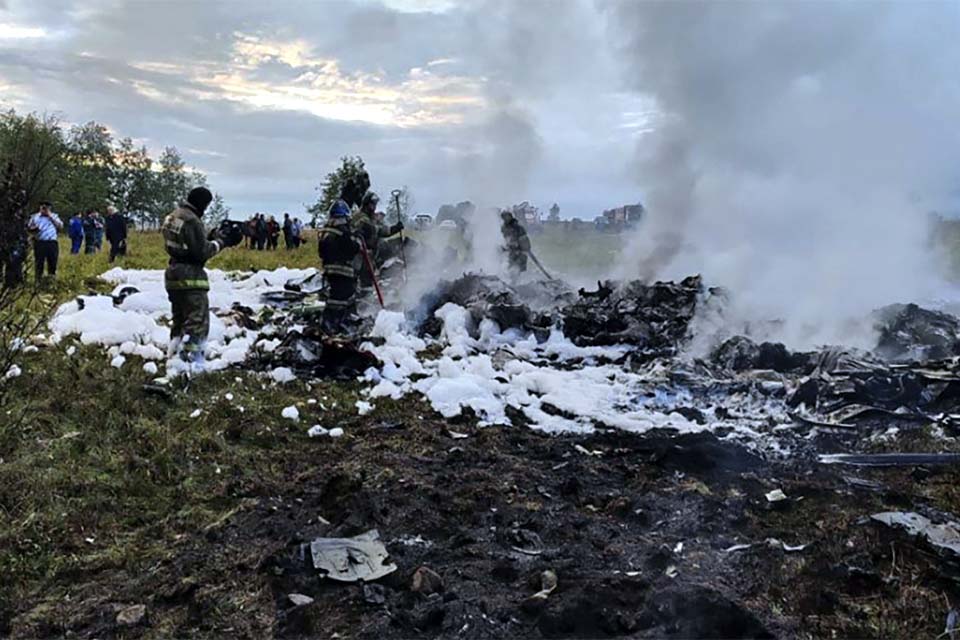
[606,2,960,349]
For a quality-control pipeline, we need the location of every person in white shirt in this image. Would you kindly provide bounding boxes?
[26,201,63,282]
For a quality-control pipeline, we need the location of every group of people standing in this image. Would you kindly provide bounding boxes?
[66,207,128,262]
[1,201,130,288]
[243,213,305,251]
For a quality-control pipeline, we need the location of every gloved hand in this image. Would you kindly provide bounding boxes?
[219,222,244,248]
[391,220,404,234]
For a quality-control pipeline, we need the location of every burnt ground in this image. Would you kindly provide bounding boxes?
[7,381,960,639]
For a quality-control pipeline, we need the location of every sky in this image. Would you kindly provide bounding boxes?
[0,0,649,218]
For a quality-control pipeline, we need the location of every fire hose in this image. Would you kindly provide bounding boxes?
[527,250,554,281]
[391,189,408,283]
[358,237,385,308]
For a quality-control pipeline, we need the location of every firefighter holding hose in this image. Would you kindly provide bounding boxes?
[318,199,361,333]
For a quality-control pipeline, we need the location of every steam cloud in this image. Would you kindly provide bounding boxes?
[606,2,960,349]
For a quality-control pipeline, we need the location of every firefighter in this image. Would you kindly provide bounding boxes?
[161,187,242,366]
[500,210,530,276]
[319,199,360,333]
[352,191,403,288]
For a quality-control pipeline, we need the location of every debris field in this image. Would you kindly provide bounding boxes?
[21,266,960,638]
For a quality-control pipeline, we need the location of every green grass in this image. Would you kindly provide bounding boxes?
[529,226,626,276]
[0,339,368,635]
[0,232,356,635]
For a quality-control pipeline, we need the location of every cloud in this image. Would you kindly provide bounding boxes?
[0,22,47,39]
[0,0,637,218]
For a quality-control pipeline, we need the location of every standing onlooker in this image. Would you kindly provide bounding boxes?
[292,217,304,248]
[282,213,293,249]
[26,201,62,283]
[267,216,280,250]
[68,212,84,254]
[105,206,128,262]
[255,213,267,250]
[93,210,105,251]
[82,210,99,254]
[245,216,256,249]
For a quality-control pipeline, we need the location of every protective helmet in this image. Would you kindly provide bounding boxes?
[500,210,513,222]
[329,199,351,218]
[187,187,213,213]
[361,191,379,211]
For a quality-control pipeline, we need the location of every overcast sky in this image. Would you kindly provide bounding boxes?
[0,0,652,218]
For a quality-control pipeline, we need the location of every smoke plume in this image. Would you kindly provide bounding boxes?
[607,2,960,349]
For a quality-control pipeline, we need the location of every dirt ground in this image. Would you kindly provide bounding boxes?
[6,389,958,639]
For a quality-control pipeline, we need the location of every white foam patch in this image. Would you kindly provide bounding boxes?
[49,267,315,376]
[362,305,790,445]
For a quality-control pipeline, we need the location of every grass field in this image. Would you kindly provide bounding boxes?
[28,226,626,306]
[0,231,357,635]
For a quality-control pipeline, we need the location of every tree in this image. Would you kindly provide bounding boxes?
[110,137,153,227]
[549,203,560,222]
[205,193,230,226]
[0,113,66,408]
[307,156,367,225]
[385,185,413,224]
[147,147,207,228]
[150,147,188,224]
[59,121,114,214]
[0,111,67,213]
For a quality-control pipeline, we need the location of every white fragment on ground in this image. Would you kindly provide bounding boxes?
[224,392,234,401]
[356,400,373,415]
[66,345,76,356]
[328,427,344,437]
[257,338,282,353]
[22,345,39,354]
[281,405,300,421]
[110,355,126,369]
[307,425,328,437]
[765,489,788,502]
[142,362,158,375]
[189,409,202,418]
[575,444,603,457]
[288,593,314,607]
[4,365,22,380]
[307,399,317,405]
[270,367,296,384]
[392,534,434,548]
